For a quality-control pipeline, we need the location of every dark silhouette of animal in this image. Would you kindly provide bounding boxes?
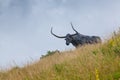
[51,23,102,47]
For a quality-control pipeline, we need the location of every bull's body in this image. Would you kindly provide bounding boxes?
[68,33,101,47]
[51,23,101,47]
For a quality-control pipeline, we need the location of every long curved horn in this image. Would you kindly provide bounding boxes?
[71,22,78,33]
[51,27,66,38]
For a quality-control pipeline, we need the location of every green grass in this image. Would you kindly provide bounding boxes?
[0,30,120,80]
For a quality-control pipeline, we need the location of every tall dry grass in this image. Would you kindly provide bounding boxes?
[0,30,120,80]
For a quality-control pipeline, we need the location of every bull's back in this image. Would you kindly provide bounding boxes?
[92,36,102,43]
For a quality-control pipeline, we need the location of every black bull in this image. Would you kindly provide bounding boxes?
[51,23,102,47]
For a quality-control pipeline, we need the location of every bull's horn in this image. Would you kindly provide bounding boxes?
[51,27,66,38]
[71,22,78,33]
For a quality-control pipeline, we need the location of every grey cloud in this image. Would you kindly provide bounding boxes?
[0,0,120,68]
[0,0,34,16]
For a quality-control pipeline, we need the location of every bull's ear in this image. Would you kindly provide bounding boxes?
[69,35,73,38]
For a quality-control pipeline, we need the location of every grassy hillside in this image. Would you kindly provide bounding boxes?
[0,31,120,80]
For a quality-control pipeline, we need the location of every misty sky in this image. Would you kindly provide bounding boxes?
[0,0,120,68]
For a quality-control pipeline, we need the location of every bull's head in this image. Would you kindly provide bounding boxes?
[51,23,78,46]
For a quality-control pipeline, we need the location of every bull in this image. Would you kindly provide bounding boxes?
[51,23,102,47]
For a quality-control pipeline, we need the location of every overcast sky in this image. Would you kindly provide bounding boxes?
[0,0,120,68]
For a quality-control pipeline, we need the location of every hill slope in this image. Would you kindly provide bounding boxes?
[0,31,120,80]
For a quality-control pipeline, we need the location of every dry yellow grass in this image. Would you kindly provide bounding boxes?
[0,31,120,80]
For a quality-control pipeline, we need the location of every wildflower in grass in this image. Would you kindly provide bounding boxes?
[108,39,116,48]
[95,68,100,80]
